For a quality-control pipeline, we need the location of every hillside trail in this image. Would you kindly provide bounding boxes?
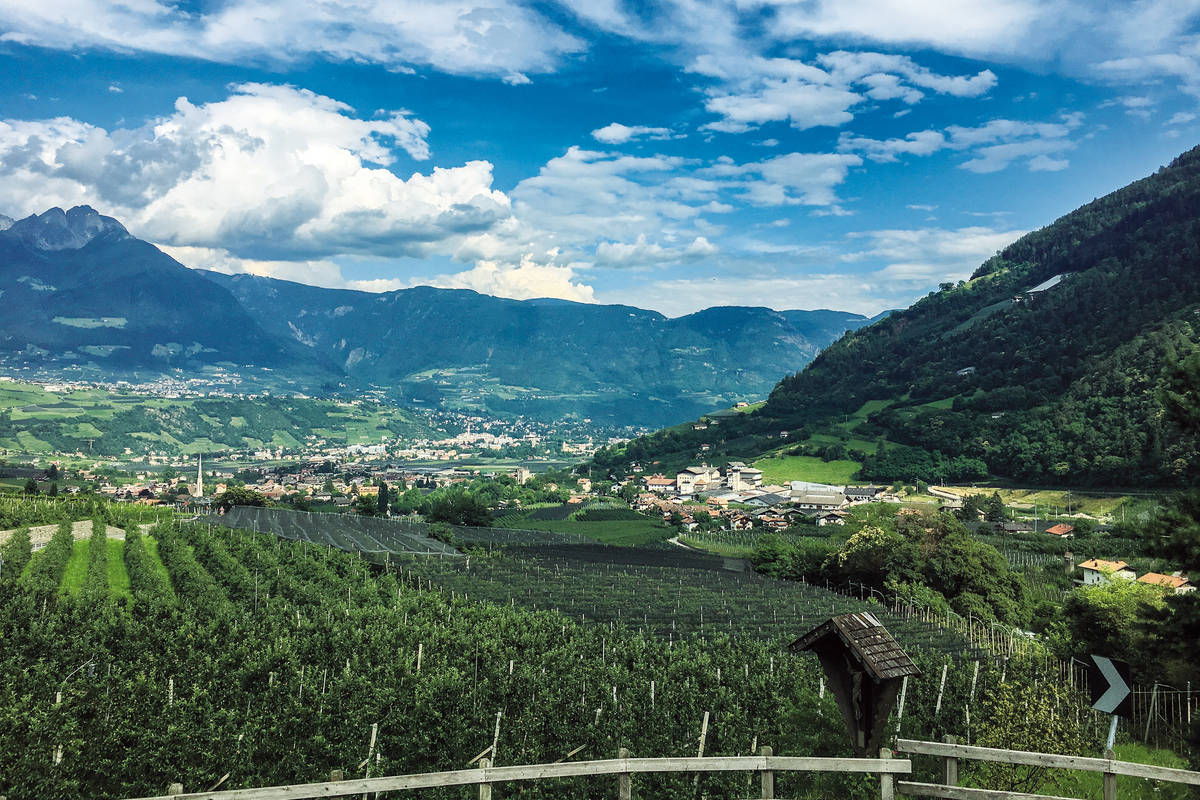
[0,519,153,549]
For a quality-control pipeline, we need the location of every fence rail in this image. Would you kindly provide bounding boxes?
[124,750,912,800]
[895,737,1200,800]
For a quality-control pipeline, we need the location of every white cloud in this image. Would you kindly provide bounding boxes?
[1169,111,1198,124]
[591,123,678,144]
[0,83,511,261]
[838,113,1083,172]
[692,50,994,133]
[0,0,583,81]
[420,254,596,302]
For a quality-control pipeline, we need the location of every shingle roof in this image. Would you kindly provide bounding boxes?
[788,612,920,682]
[1079,558,1129,572]
[1046,523,1075,535]
[1138,572,1189,589]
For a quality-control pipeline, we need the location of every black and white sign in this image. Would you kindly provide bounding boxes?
[1087,655,1132,717]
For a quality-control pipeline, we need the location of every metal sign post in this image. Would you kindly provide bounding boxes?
[1087,655,1132,753]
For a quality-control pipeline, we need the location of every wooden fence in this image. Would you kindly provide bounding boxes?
[122,748,912,800]
[896,737,1200,800]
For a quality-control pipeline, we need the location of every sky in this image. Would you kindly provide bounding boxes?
[1,1,1199,317]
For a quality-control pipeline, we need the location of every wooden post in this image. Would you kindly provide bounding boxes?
[1103,748,1117,800]
[943,735,958,786]
[617,747,631,800]
[759,745,774,799]
[879,748,894,800]
[330,770,345,782]
[478,757,492,800]
[168,783,183,797]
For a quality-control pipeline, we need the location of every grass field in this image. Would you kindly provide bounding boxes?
[141,535,173,595]
[934,486,1140,519]
[59,538,91,594]
[106,538,131,599]
[752,454,861,485]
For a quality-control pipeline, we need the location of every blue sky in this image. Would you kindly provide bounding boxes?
[1,1,1199,316]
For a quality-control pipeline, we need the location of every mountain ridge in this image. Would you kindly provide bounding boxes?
[592,143,1200,486]
[0,206,880,426]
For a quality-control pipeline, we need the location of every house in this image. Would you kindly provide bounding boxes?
[743,492,793,508]
[956,366,977,376]
[644,474,676,494]
[1046,523,1075,538]
[1137,573,1195,594]
[726,462,764,491]
[1078,559,1135,584]
[816,511,849,527]
[791,485,847,511]
[729,514,754,531]
[577,478,592,493]
[844,486,883,504]
[676,465,721,496]
[1000,520,1034,534]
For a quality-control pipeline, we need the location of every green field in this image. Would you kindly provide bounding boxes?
[0,379,433,456]
[752,454,861,485]
[59,538,91,593]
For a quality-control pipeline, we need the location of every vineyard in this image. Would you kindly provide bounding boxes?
[214,507,460,559]
[1,500,1189,799]
[0,510,1028,800]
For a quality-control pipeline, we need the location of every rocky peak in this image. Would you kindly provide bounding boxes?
[5,205,129,250]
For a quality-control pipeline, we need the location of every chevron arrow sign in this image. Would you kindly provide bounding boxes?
[1088,655,1132,716]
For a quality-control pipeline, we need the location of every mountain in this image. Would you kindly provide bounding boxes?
[0,206,876,427]
[595,144,1200,486]
[200,271,875,426]
[0,207,321,380]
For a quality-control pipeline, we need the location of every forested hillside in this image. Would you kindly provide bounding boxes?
[596,144,1200,487]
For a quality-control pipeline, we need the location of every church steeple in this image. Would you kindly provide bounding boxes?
[194,453,204,498]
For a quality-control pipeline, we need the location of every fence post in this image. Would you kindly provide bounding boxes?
[943,735,958,786]
[760,745,774,799]
[617,747,631,800]
[168,784,183,798]
[330,770,344,782]
[479,757,492,800]
[879,747,895,800]
[1103,748,1117,800]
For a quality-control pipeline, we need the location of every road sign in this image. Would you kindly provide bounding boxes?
[1087,655,1132,716]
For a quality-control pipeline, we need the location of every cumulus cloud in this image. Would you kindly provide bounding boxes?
[0,0,583,82]
[591,123,678,144]
[837,113,1083,172]
[0,83,511,260]
[692,50,996,133]
[420,254,596,302]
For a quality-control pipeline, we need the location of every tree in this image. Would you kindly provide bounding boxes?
[22,478,38,495]
[985,491,1005,523]
[159,466,178,482]
[355,493,378,516]
[47,482,58,497]
[972,682,1087,793]
[377,480,389,516]
[424,489,493,527]
[215,486,267,512]
[47,464,59,480]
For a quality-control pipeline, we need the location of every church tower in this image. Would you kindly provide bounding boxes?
[193,453,204,498]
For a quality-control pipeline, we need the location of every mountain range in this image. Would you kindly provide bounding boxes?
[0,206,882,427]
[596,143,1200,486]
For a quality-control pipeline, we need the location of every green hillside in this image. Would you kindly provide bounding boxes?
[0,381,433,457]
[594,144,1200,488]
